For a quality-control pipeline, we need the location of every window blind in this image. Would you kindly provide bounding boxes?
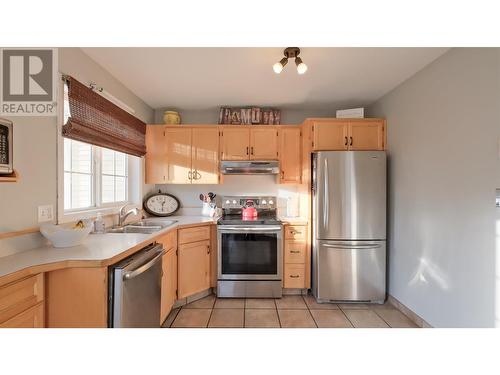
[62,75,146,157]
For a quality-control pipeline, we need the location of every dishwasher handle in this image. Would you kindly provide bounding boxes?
[123,251,164,280]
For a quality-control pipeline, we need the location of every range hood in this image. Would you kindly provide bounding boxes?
[220,160,280,175]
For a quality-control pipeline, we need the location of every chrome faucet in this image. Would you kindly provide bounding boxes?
[118,204,140,227]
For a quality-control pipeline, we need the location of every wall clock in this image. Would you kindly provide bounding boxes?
[143,191,180,217]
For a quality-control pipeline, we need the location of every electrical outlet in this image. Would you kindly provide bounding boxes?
[38,205,54,222]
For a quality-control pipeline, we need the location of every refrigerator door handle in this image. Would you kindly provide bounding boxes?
[323,157,329,230]
[322,243,382,250]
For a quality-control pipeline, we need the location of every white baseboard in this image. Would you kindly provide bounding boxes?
[388,295,433,328]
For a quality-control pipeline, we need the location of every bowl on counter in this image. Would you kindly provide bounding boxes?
[40,220,93,248]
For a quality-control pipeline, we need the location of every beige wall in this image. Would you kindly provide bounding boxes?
[368,48,500,327]
[0,48,154,233]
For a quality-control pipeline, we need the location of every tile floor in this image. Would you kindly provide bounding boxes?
[163,294,419,328]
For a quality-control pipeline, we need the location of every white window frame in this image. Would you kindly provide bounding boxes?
[57,75,142,223]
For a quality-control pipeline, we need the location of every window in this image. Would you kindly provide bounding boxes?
[63,138,129,211]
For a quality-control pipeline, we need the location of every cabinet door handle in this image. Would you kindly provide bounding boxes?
[207,245,210,254]
[188,171,192,180]
[344,136,348,146]
[290,250,301,254]
[251,146,254,155]
[350,136,353,146]
[246,146,249,155]
[290,275,300,278]
[196,171,201,180]
[281,170,285,179]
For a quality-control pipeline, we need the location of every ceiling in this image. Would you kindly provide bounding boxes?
[81,47,449,110]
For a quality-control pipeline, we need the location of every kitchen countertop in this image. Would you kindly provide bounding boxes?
[0,216,217,280]
[279,217,309,225]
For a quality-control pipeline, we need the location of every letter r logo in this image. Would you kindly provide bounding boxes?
[2,49,53,101]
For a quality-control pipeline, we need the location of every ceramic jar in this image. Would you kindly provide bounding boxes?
[163,111,181,124]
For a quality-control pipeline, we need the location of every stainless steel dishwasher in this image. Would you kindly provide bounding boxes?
[108,243,164,328]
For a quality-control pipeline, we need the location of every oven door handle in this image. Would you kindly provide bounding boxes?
[218,226,282,232]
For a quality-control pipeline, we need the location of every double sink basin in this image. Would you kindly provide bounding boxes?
[106,219,177,234]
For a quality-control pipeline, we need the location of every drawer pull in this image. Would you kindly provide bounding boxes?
[290,275,300,278]
[290,230,302,234]
[290,250,301,254]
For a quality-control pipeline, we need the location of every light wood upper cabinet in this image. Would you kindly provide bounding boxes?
[348,120,385,150]
[220,128,250,160]
[250,127,279,160]
[279,127,302,183]
[192,128,219,184]
[177,239,211,299]
[312,121,348,151]
[165,128,192,184]
[310,119,385,151]
[145,125,167,184]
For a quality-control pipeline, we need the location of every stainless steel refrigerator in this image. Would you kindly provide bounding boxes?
[312,151,386,303]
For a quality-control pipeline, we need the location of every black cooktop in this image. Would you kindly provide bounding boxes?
[217,215,282,226]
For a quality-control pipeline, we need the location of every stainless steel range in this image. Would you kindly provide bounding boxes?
[217,196,283,298]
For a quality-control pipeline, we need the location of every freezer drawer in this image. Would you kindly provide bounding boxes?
[313,240,386,303]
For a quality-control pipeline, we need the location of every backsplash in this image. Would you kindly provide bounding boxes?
[155,175,302,217]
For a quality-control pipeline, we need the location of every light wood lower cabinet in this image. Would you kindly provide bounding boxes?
[46,267,108,328]
[0,302,44,328]
[178,240,211,299]
[283,225,308,289]
[0,273,45,328]
[284,264,306,289]
[161,248,177,324]
[157,230,178,324]
[178,225,211,245]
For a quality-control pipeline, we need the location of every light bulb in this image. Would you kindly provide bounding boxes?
[273,62,284,74]
[273,57,288,74]
[295,57,308,74]
[297,62,308,74]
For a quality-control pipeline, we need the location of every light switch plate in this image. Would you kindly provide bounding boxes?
[38,205,54,222]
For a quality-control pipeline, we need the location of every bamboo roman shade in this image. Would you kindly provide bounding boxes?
[62,76,146,157]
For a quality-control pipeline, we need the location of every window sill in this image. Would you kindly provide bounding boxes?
[59,203,142,224]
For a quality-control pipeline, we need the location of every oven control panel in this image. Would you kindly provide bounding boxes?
[221,196,276,210]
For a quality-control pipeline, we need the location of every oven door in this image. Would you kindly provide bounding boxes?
[218,225,282,280]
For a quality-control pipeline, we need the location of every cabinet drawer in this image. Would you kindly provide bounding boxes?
[0,302,44,328]
[0,273,44,324]
[157,230,177,251]
[178,225,211,245]
[284,241,306,264]
[284,225,306,241]
[283,264,306,289]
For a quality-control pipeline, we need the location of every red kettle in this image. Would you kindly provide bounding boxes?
[242,200,258,220]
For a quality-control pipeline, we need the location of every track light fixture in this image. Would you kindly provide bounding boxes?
[273,47,308,75]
